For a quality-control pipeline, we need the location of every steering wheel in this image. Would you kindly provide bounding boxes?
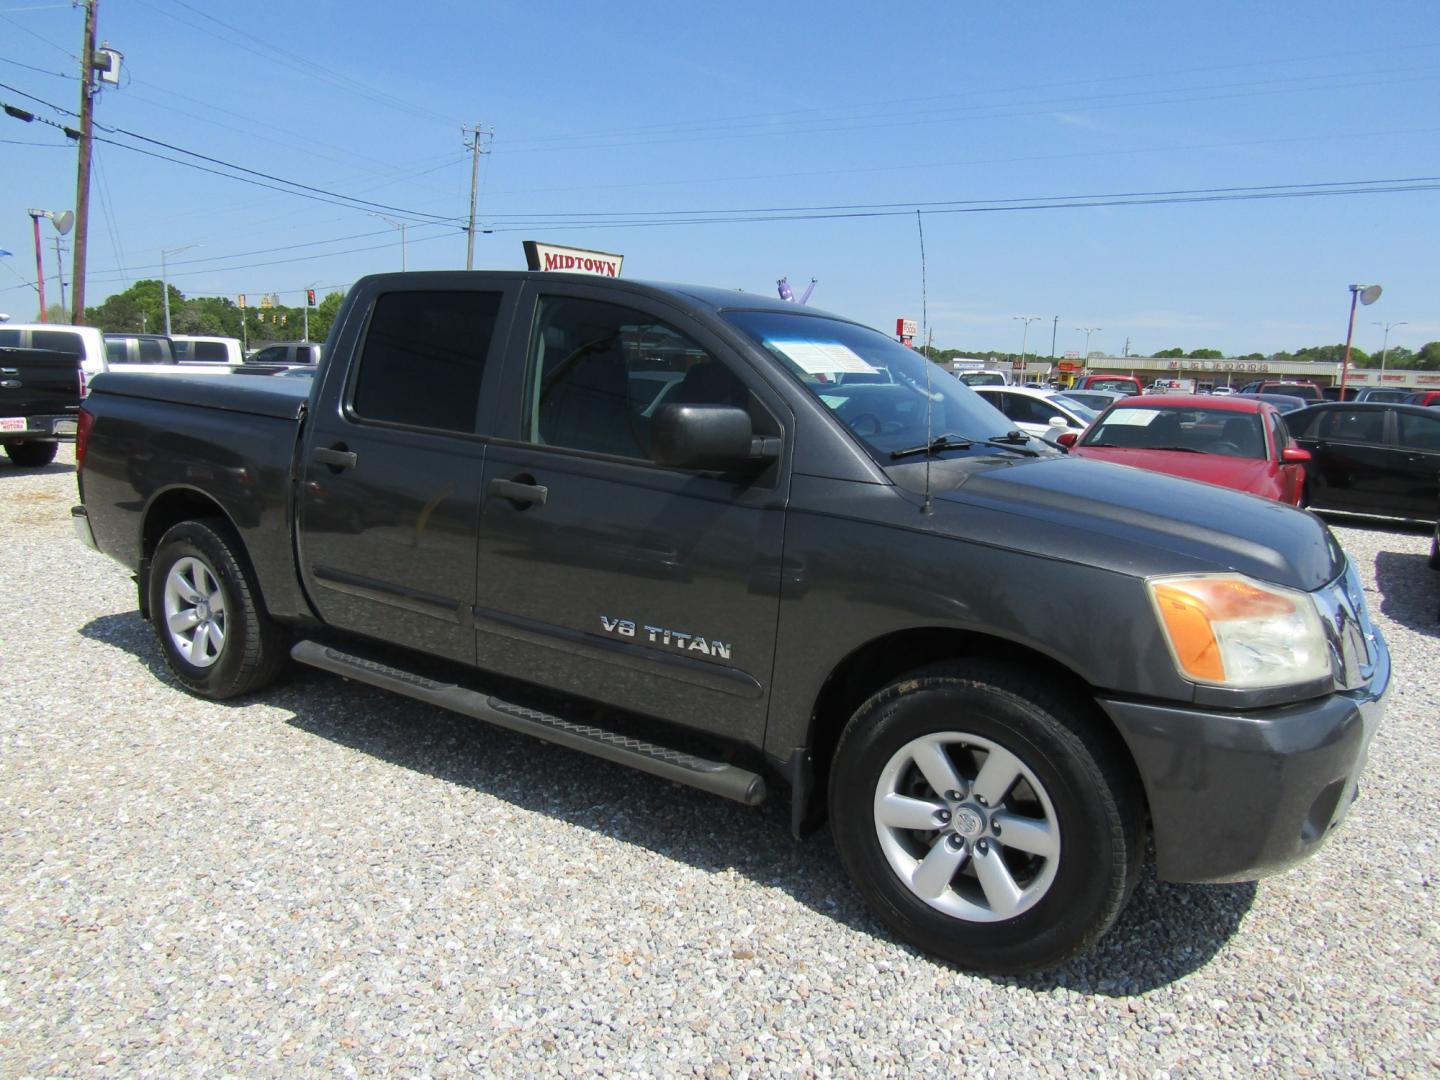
[849,413,884,437]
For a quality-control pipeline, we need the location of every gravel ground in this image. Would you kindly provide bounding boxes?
[2,444,1437,1077]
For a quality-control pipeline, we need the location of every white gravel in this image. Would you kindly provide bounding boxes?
[2,444,1437,1076]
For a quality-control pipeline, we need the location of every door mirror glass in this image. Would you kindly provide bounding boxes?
[650,404,763,470]
[1055,431,1079,448]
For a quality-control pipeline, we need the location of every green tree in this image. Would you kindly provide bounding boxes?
[1187,348,1224,359]
[1153,347,1185,358]
[85,279,183,333]
[1415,342,1440,371]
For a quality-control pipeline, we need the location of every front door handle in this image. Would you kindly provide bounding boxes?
[313,446,358,470]
[488,477,548,507]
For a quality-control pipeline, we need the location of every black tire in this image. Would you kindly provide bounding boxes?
[1429,532,1439,571]
[829,660,1144,974]
[4,440,58,467]
[147,518,288,699]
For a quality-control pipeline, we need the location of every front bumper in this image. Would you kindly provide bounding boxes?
[1099,630,1388,884]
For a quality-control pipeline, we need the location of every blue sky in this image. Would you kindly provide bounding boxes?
[2,0,1437,356]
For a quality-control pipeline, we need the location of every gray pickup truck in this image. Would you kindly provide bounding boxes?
[72,271,1387,972]
[1,345,82,466]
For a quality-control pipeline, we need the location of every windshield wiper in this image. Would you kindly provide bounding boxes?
[1149,445,1203,454]
[890,432,1039,460]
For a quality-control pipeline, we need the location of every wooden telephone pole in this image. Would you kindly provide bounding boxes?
[70,0,99,325]
[463,123,490,270]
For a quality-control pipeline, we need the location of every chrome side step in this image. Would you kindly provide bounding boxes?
[290,640,767,806]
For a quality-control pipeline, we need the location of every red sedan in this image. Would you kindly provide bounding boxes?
[1066,394,1309,505]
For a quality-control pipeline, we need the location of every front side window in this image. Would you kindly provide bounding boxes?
[351,290,501,433]
[525,297,751,462]
[249,347,284,364]
[1317,409,1385,444]
[0,329,22,347]
[1397,411,1440,451]
[105,339,126,363]
[193,341,227,361]
[137,338,170,363]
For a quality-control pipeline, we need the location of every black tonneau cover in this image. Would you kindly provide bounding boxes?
[88,370,310,421]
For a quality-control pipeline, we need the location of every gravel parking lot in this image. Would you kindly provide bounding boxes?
[2,445,1437,1076]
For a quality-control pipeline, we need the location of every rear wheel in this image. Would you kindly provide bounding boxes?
[4,440,58,467]
[147,519,287,699]
[829,661,1144,974]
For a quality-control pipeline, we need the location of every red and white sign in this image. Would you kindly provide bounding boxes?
[896,318,918,338]
[523,241,623,278]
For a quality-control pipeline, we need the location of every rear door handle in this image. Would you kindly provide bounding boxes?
[488,477,548,506]
[313,446,358,469]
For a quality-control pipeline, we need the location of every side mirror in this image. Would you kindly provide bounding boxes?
[1055,431,1079,448]
[650,404,776,471]
[1281,446,1311,463]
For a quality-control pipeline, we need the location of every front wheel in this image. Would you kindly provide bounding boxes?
[829,661,1144,974]
[147,519,287,699]
[4,440,58,467]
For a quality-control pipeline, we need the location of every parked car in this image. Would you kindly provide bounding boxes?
[1323,386,1360,402]
[171,335,244,366]
[1238,380,1323,402]
[1354,387,1409,404]
[72,271,1387,974]
[1056,388,1127,412]
[245,341,322,366]
[0,344,83,466]
[1069,395,1307,505]
[1209,385,1235,396]
[0,323,107,387]
[104,333,177,366]
[972,385,1095,442]
[1402,390,1440,407]
[955,368,1009,387]
[1285,401,1440,522]
[1249,392,1310,414]
[1070,373,1142,395]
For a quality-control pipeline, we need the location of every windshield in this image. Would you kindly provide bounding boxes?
[723,310,1035,457]
[1080,405,1267,459]
[959,371,1006,386]
[1086,377,1138,393]
[1051,396,1097,423]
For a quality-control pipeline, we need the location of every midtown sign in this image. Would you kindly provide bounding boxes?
[523,241,624,278]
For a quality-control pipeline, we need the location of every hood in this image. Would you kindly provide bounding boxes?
[1071,446,1275,493]
[914,454,1342,591]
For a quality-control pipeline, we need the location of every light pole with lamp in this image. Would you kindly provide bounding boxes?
[1012,315,1041,381]
[1372,320,1407,383]
[370,213,408,271]
[1339,284,1382,395]
[25,209,73,322]
[1075,326,1101,366]
[160,243,200,335]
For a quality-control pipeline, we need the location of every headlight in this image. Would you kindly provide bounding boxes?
[1146,574,1331,690]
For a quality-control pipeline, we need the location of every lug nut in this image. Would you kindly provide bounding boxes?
[990,822,1001,836]
[946,834,965,851]
[975,795,987,806]
[976,840,989,854]
[935,809,951,824]
[945,790,963,802]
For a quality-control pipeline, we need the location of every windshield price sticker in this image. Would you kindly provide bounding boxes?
[769,339,878,376]
[1106,409,1160,426]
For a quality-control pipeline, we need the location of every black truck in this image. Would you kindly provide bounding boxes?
[71,272,1387,973]
[1,344,82,467]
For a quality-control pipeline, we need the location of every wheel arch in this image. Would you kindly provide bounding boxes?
[794,627,1149,836]
[138,486,258,619]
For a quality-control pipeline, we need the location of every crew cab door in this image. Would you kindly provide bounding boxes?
[473,283,790,745]
[296,280,517,664]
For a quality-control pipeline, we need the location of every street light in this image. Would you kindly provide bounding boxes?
[1339,283,1381,394]
[1075,327,1101,364]
[370,213,408,271]
[25,208,73,323]
[1372,320,1407,381]
[1012,315,1041,379]
[160,243,200,335]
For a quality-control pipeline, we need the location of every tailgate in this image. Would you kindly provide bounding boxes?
[0,347,81,429]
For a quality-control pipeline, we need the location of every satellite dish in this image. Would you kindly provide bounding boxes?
[51,211,74,236]
[1359,284,1382,306]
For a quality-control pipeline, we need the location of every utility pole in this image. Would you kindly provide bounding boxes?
[463,123,490,270]
[1050,315,1058,358]
[70,0,99,325]
[53,238,67,314]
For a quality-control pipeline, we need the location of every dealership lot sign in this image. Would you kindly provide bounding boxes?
[523,241,624,278]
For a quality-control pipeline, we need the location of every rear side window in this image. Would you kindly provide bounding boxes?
[295,346,313,364]
[0,329,20,347]
[193,341,228,361]
[351,290,501,433]
[137,338,169,363]
[35,330,84,357]
[106,339,126,362]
